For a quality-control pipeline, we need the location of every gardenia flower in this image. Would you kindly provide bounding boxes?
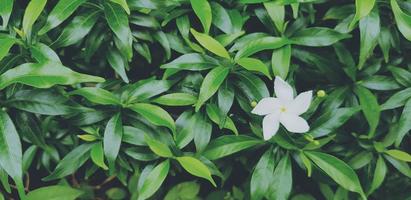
[251,76,312,140]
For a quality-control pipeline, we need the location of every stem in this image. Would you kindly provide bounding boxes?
[15,179,26,200]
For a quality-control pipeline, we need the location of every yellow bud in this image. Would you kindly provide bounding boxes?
[251,101,257,108]
[313,140,320,145]
[317,90,326,97]
[78,134,98,142]
[1,107,7,112]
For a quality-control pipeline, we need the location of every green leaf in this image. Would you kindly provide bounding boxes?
[368,155,387,195]
[190,29,230,59]
[22,0,47,38]
[0,62,105,90]
[360,75,401,91]
[305,151,366,198]
[103,113,123,169]
[30,43,61,63]
[271,45,291,79]
[70,87,121,105]
[126,79,173,103]
[195,66,230,111]
[354,86,380,137]
[349,0,376,30]
[43,143,93,181]
[193,112,212,152]
[267,154,292,200]
[51,9,100,48]
[203,135,262,160]
[388,65,411,87]
[0,110,23,193]
[138,160,170,200]
[309,107,360,138]
[39,0,87,34]
[236,57,271,79]
[110,0,130,14]
[381,88,411,110]
[206,104,238,135]
[144,134,173,157]
[358,7,380,69]
[391,0,411,41]
[394,98,411,146]
[264,2,284,32]
[90,142,108,170]
[164,181,200,200]
[160,53,218,71]
[0,35,16,62]
[26,186,83,200]
[176,156,216,186]
[384,154,411,178]
[128,103,176,133]
[290,27,350,46]
[107,47,129,84]
[190,0,212,33]
[103,2,133,60]
[235,36,288,59]
[152,93,197,106]
[385,149,411,162]
[250,149,275,200]
[0,0,13,28]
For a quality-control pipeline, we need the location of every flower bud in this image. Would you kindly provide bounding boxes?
[250,101,257,108]
[317,90,326,97]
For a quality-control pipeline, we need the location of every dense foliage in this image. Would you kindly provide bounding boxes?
[1,0,411,199]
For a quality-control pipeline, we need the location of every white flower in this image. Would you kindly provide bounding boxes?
[251,76,312,140]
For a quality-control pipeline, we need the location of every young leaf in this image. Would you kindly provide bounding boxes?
[385,149,411,162]
[0,62,105,90]
[90,142,108,170]
[368,155,387,195]
[191,29,230,59]
[176,156,216,186]
[103,113,123,169]
[195,66,230,111]
[0,35,16,62]
[305,151,366,198]
[190,0,212,33]
[22,0,47,38]
[39,0,87,34]
[152,93,197,106]
[138,160,170,200]
[349,0,376,29]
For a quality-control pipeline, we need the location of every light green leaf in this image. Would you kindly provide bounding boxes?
[358,7,380,69]
[190,0,212,33]
[138,160,170,200]
[195,66,230,111]
[110,0,130,14]
[203,135,262,160]
[250,149,275,200]
[267,154,292,200]
[191,29,230,59]
[354,86,380,138]
[22,0,47,39]
[176,156,216,186]
[0,35,16,62]
[70,87,121,105]
[152,93,197,106]
[0,0,13,28]
[103,113,123,169]
[90,142,109,170]
[305,151,366,198]
[0,62,105,90]
[385,149,411,162]
[368,155,387,195]
[271,45,291,79]
[236,57,271,79]
[264,2,284,32]
[27,186,83,200]
[39,0,87,34]
[391,0,411,41]
[235,36,288,59]
[349,0,376,30]
[128,103,176,133]
[290,27,350,46]
[144,134,173,157]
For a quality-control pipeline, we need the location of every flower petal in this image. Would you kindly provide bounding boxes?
[262,114,280,140]
[274,76,294,101]
[288,91,313,115]
[251,97,281,115]
[279,113,309,133]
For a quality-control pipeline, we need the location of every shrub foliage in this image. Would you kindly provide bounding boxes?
[0,0,411,199]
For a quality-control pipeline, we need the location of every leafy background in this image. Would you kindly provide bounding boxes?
[0,0,411,199]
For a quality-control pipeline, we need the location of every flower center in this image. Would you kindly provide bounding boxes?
[280,106,287,113]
